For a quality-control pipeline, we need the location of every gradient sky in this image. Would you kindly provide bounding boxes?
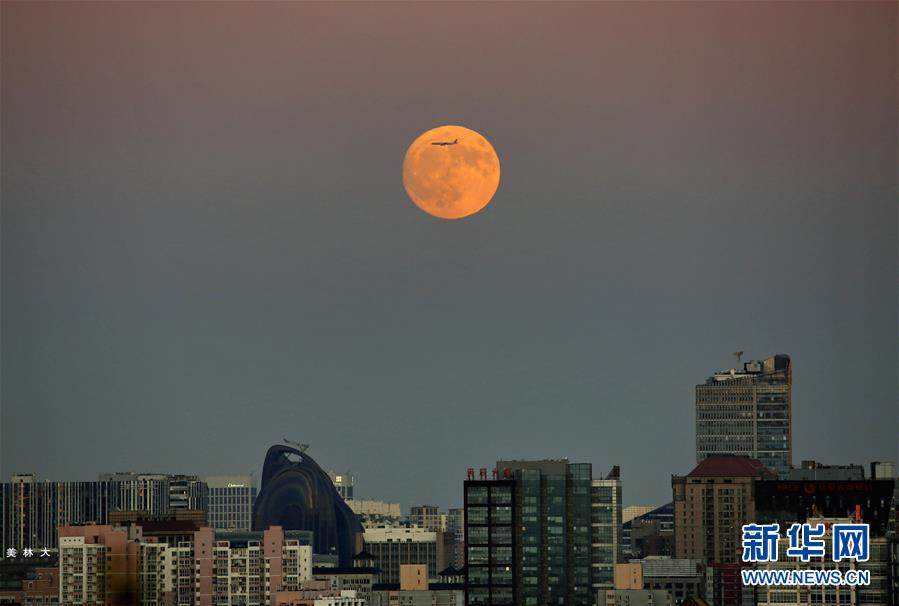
[2,1,896,509]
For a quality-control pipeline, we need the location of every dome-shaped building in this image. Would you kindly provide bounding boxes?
[252,445,363,567]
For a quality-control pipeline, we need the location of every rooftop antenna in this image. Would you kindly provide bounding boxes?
[733,351,744,368]
[283,438,309,452]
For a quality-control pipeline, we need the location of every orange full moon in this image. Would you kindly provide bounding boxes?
[402,125,501,219]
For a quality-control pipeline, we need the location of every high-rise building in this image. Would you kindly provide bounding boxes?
[207,474,257,531]
[99,472,208,512]
[1,472,208,552]
[329,470,354,501]
[464,460,594,606]
[463,472,516,606]
[672,455,776,606]
[695,354,792,475]
[592,466,623,590]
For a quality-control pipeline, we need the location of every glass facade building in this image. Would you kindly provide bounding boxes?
[1,473,208,552]
[464,460,594,606]
[207,475,257,531]
[591,467,622,590]
[695,354,792,475]
[464,479,516,606]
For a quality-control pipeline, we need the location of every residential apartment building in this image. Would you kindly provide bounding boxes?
[673,455,775,606]
[56,522,313,605]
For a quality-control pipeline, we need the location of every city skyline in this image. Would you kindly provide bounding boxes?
[2,2,897,510]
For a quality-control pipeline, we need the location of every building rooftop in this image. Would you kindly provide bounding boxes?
[637,557,704,577]
[687,456,775,479]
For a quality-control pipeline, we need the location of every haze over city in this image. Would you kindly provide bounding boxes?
[2,1,896,510]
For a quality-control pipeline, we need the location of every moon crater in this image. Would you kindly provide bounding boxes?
[402,125,501,219]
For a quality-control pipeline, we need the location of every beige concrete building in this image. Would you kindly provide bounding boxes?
[400,564,428,590]
[673,455,775,606]
[615,563,644,589]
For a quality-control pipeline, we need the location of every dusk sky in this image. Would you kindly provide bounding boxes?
[2,2,896,509]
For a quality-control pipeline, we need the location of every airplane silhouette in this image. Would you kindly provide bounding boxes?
[431,138,459,146]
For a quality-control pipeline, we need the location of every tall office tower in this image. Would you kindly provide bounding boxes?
[207,474,257,531]
[410,504,447,531]
[672,455,776,606]
[329,470,355,501]
[695,354,792,475]
[591,466,623,590]
[463,472,516,606]
[464,460,593,606]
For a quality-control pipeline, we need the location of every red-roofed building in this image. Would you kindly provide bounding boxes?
[685,455,777,480]
[673,456,775,606]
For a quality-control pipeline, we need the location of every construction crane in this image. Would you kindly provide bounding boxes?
[283,439,309,452]
[733,351,744,368]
